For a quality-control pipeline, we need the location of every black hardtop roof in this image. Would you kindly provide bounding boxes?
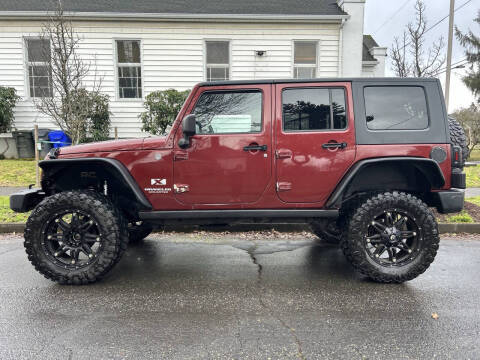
[198,78,440,87]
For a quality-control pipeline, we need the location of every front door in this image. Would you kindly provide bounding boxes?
[274,82,356,204]
[173,85,272,205]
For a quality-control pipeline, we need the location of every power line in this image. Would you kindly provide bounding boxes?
[434,57,469,76]
[372,0,413,35]
[399,0,474,51]
[423,0,474,36]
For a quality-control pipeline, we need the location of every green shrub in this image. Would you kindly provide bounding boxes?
[0,87,20,133]
[140,89,190,135]
[69,89,111,143]
[447,211,474,223]
[86,92,111,143]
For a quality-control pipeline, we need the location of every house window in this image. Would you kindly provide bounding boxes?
[26,38,52,98]
[206,41,230,81]
[116,40,142,99]
[293,41,318,79]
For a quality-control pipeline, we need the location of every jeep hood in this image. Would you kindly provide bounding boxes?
[58,138,147,155]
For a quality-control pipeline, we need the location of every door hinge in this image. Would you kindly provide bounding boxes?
[276,182,292,192]
[174,152,189,161]
[174,184,190,193]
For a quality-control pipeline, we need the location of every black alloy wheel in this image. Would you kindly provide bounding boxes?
[364,209,422,267]
[42,210,103,268]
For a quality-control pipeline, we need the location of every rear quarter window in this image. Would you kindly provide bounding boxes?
[364,86,429,130]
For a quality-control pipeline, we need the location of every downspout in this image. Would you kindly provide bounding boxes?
[338,18,346,77]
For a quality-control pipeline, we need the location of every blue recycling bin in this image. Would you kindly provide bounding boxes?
[48,130,71,148]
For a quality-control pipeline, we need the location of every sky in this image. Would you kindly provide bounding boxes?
[364,0,479,112]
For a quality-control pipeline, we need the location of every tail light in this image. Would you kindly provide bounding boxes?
[451,145,462,168]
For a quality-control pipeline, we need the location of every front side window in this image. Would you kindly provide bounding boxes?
[282,88,347,131]
[193,91,262,134]
[364,86,429,130]
[206,41,230,81]
[116,40,142,99]
[26,38,52,98]
[293,41,317,79]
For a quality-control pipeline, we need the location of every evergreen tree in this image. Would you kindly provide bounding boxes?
[456,11,480,102]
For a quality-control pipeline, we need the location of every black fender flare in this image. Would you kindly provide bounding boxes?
[326,157,446,208]
[39,158,152,210]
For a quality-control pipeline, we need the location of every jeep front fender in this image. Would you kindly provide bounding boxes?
[39,158,152,210]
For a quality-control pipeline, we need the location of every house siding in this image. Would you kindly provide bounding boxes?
[0,20,341,138]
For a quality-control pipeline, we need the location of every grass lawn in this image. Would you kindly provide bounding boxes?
[465,165,480,188]
[0,159,36,186]
[0,196,30,223]
[468,147,480,162]
[466,196,480,207]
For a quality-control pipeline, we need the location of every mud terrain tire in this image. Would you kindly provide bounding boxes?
[341,192,439,283]
[448,116,468,168]
[24,191,128,285]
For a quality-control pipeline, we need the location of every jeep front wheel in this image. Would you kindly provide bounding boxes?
[341,192,439,283]
[24,191,128,285]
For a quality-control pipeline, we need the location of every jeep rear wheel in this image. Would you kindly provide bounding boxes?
[128,222,153,243]
[24,191,128,285]
[341,192,439,283]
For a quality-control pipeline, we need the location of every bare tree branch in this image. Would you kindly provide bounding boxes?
[32,0,105,144]
[390,0,446,78]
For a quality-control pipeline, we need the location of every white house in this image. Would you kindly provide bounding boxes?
[0,0,387,138]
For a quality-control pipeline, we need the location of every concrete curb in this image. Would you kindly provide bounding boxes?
[1,222,480,234]
[438,223,480,234]
[0,223,26,234]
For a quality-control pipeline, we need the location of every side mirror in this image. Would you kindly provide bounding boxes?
[178,114,196,149]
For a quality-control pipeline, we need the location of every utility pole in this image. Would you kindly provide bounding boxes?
[445,0,455,112]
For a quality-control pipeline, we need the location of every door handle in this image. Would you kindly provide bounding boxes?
[243,144,268,152]
[174,152,189,161]
[275,149,292,159]
[322,142,347,149]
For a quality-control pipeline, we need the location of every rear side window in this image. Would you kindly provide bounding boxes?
[282,88,347,131]
[193,91,262,134]
[364,86,429,130]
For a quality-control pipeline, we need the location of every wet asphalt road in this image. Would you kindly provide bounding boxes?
[0,232,479,360]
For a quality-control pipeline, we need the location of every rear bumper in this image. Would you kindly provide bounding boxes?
[10,189,45,213]
[431,189,465,214]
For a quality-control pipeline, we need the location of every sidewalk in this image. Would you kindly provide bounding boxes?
[466,187,480,197]
[0,187,26,196]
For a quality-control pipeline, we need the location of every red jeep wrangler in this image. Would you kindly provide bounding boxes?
[11,78,467,285]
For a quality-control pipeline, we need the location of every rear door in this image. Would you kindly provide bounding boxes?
[274,82,356,204]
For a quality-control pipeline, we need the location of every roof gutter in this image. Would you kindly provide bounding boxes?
[362,60,379,67]
[0,11,350,23]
